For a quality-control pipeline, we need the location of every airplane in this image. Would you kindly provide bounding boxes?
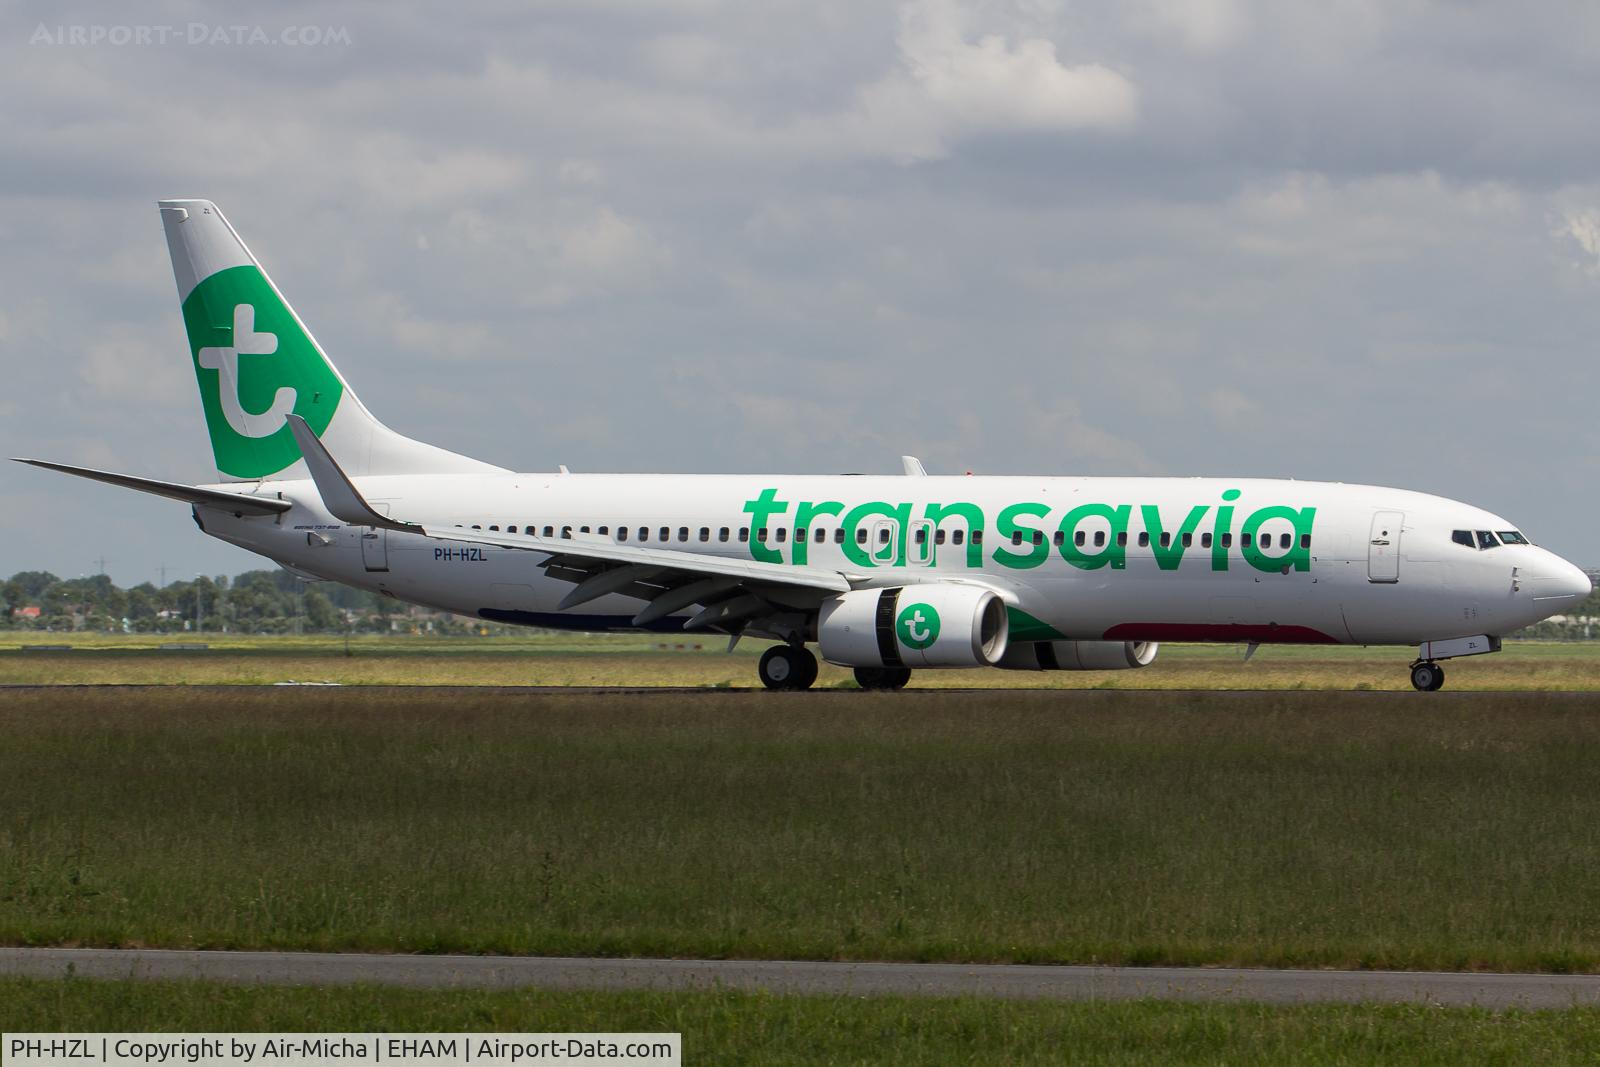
[16,200,1593,691]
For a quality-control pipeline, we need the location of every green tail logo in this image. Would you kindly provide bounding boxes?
[182,265,343,478]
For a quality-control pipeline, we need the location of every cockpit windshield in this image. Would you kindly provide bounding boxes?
[1453,528,1530,550]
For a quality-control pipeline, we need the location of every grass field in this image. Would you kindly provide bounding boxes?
[5,632,1600,688]
[4,686,1600,971]
[6,978,1600,1066]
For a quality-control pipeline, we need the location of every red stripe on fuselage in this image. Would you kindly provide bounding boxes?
[1102,623,1341,644]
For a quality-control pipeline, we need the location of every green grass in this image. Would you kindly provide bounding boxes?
[4,633,1600,688]
[4,688,1600,971]
[5,978,1600,1066]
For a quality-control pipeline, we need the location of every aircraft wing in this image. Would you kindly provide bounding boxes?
[286,415,851,631]
[12,458,293,516]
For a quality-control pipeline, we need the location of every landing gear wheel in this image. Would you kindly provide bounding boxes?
[1410,662,1445,692]
[759,645,818,691]
[854,666,913,691]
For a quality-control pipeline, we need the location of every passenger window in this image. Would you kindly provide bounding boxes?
[1138,532,1150,548]
[1300,534,1311,550]
[935,529,947,545]
[720,528,730,542]
[854,529,866,545]
[1160,532,1171,548]
[739,528,749,542]
[1280,533,1291,550]
[472,524,481,530]
[1241,533,1252,548]
[507,525,518,534]
[1221,533,1232,548]
[1074,531,1086,547]
[617,527,628,541]
[489,525,499,531]
[1094,531,1106,548]
[757,528,768,543]
[776,528,787,543]
[580,525,591,534]
[914,527,927,545]
[638,527,649,542]
[815,528,826,543]
[543,526,554,537]
[1011,531,1023,546]
[797,528,808,543]
[952,530,964,545]
[1181,532,1192,548]
[1200,533,1212,548]
[835,529,845,544]
[699,527,710,542]
[1116,532,1127,547]
[659,527,670,542]
[597,526,608,536]
[879,528,891,544]
[561,525,572,538]
[1032,530,1043,546]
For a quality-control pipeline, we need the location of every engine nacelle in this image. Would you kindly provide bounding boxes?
[818,585,1009,668]
[998,640,1159,671]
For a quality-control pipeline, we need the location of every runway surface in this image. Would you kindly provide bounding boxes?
[5,948,1600,1008]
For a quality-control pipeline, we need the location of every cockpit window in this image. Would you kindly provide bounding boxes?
[1476,530,1500,550]
[1451,530,1474,549]
[1498,531,1530,545]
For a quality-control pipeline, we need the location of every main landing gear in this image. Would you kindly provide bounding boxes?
[1409,661,1446,692]
[853,666,912,691]
[758,645,819,691]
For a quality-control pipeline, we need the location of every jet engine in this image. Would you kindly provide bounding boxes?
[998,640,1159,671]
[818,585,1009,668]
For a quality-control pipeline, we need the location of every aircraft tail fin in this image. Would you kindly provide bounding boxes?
[158,199,504,482]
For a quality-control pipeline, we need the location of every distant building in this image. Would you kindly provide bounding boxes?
[15,606,40,619]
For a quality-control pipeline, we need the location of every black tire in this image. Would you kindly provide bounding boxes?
[792,647,819,690]
[854,666,913,691]
[1410,662,1442,692]
[759,646,816,691]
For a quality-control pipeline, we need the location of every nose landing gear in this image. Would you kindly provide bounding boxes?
[1409,661,1445,691]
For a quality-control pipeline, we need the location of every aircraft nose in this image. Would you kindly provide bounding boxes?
[1529,552,1592,601]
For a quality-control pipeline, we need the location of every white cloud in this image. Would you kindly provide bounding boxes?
[1557,207,1600,275]
[795,0,1138,161]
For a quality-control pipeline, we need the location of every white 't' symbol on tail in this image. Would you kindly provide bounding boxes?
[197,304,296,438]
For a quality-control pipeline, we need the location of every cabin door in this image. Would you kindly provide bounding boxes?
[1367,510,1402,583]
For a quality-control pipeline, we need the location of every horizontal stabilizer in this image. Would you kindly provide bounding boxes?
[13,458,291,516]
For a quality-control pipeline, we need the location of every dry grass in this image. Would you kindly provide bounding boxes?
[3,634,1600,689]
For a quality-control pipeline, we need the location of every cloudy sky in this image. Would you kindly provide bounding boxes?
[5,0,1600,586]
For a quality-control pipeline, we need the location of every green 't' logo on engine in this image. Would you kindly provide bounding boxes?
[181,265,343,478]
[897,602,940,650]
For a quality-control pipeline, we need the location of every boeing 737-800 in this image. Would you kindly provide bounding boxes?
[17,200,1592,690]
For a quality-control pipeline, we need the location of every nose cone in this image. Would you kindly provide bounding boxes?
[1530,552,1592,601]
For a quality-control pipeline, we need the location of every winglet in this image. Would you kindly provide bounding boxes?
[285,414,419,532]
[901,455,928,477]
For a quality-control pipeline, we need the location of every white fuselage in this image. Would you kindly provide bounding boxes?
[195,472,1590,648]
